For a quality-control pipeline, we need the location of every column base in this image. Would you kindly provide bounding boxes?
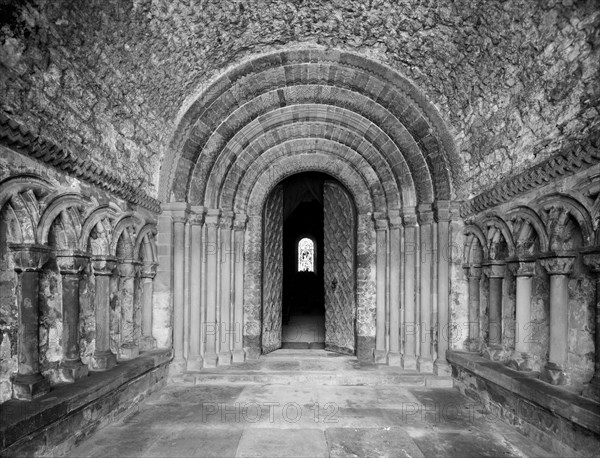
[12,373,50,400]
[540,363,569,385]
[387,351,402,366]
[244,347,261,360]
[417,356,434,373]
[583,375,600,402]
[59,360,89,383]
[203,352,218,368]
[434,358,451,376]
[402,354,417,370]
[232,350,246,363]
[506,351,534,372]
[373,349,388,364]
[139,336,157,351]
[90,350,117,371]
[186,357,204,371]
[119,343,139,360]
[218,351,232,366]
[169,357,187,375]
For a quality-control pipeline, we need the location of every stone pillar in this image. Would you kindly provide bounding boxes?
[507,259,536,371]
[374,213,388,363]
[171,205,189,371]
[232,213,247,363]
[539,253,575,385]
[434,201,451,375]
[388,213,402,366]
[402,207,418,370]
[139,261,158,351]
[417,205,434,373]
[117,259,140,360]
[218,212,234,366]
[10,244,51,400]
[90,256,118,370]
[582,249,600,401]
[482,261,506,360]
[204,209,220,367]
[56,250,89,383]
[187,207,205,370]
[465,265,482,352]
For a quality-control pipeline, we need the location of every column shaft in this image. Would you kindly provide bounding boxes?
[402,211,417,370]
[418,207,433,373]
[204,210,220,367]
[118,261,140,360]
[10,245,51,400]
[388,215,402,366]
[232,215,247,363]
[539,254,574,385]
[90,257,117,370]
[56,252,89,383]
[218,214,233,365]
[139,262,157,351]
[374,216,388,363]
[434,201,451,375]
[465,267,481,352]
[172,216,186,368]
[187,209,204,370]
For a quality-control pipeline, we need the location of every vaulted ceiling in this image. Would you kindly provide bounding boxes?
[1,0,598,200]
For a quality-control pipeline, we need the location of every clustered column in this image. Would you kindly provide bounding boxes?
[482,260,506,361]
[464,264,482,352]
[10,244,51,399]
[139,261,158,351]
[90,256,118,370]
[539,253,575,385]
[56,250,89,382]
[402,207,418,370]
[388,212,402,366]
[232,214,248,363]
[417,205,434,373]
[118,259,141,360]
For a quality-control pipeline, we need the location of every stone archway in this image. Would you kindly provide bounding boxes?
[156,48,463,374]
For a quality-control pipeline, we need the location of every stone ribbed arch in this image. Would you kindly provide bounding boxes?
[79,205,119,253]
[162,49,462,203]
[238,153,375,217]
[192,94,427,204]
[464,224,489,262]
[37,193,88,247]
[507,206,549,254]
[221,141,389,213]
[536,193,595,247]
[201,107,414,207]
[480,215,516,259]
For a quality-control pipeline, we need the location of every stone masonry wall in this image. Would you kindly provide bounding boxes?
[1,0,598,198]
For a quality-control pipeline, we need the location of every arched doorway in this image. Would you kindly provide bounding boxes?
[261,172,357,355]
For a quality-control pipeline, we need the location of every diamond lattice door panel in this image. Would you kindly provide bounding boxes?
[323,180,356,354]
[261,185,283,354]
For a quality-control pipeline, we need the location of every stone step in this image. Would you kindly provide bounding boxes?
[171,371,444,386]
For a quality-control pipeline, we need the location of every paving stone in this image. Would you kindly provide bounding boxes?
[235,428,328,457]
[326,427,424,458]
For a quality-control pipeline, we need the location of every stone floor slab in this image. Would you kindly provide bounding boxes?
[235,428,328,457]
[326,427,425,458]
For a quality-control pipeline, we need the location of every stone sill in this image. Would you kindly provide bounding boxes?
[447,350,600,435]
[0,349,172,451]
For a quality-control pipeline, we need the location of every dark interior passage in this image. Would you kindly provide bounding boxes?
[281,172,328,347]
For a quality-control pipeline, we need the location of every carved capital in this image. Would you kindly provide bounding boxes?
[205,209,221,228]
[92,256,117,276]
[434,200,451,222]
[483,261,506,278]
[233,213,248,231]
[401,206,418,227]
[219,211,234,230]
[55,250,90,275]
[582,248,600,274]
[507,259,536,277]
[140,262,158,279]
[9,244,50,272]
[117,259,141,277]
[469,265,482,278]
[374,213,388,231]
[417,204,434,225]
[189,206,206,225]
[539,253,575,276]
